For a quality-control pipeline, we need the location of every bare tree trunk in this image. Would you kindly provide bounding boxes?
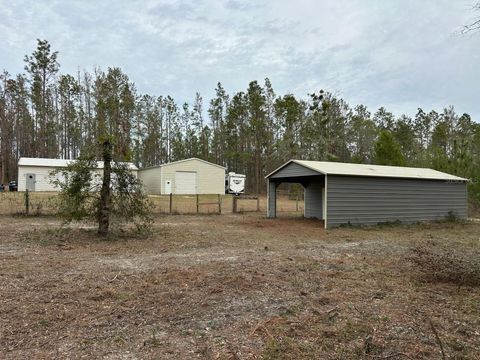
[255,150,260,195]
[98,139,112,236]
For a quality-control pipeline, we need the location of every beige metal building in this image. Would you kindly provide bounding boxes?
[138,158,225,195]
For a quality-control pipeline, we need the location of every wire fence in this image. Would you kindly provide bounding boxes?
[0,191,57,216]
[0,192,304,216]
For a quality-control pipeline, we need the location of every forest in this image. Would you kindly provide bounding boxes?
[1,40,479,207]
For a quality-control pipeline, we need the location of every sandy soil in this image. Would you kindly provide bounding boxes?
[0,214,479,359]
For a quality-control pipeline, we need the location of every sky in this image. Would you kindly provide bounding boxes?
[1,0,479,120]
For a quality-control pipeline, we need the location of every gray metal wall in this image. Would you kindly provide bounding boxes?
[270,162,319,178]
[304,179,324,219]
[327,175,467,227]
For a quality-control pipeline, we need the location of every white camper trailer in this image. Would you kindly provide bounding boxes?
[225,172,246,195]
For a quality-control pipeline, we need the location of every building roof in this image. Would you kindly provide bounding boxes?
[18,157,138,170]
[141,157,226,170]
[266,160,468,181]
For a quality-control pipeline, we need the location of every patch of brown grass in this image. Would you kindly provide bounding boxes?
[1,214,480,359]
[409,241,480,287]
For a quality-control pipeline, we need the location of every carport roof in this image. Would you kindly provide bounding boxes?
[266,160,468,181]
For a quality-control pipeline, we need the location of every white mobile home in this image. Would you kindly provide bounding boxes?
[17,157,138,192]
[138,158,225,195]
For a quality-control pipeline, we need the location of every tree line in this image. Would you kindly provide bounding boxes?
[1,40,479,206]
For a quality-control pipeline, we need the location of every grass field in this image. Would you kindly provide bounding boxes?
[1,214,479,359]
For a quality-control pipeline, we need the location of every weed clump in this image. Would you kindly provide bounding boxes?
[445,210,462,223]
[409,241,480,287]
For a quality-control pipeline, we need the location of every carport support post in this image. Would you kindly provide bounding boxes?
[267,180,278,218]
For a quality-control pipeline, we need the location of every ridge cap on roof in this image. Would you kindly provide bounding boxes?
[266,159,467,181]
[293,159,446,172]
[141,157,226,170]
[18,157,138,170]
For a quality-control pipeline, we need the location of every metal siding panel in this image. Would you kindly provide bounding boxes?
[16,165,137,193]
[18,166,27,191]
[270,162,320,179]
[161,159,224,194]
[17,166,59,191]
[138,167,162,195]
[304,180,324,219]
[327,176,468,227]
[267,181,276,217]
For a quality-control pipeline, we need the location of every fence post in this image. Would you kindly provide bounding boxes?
[218,194,221,214]
[196,194,199,214]
[296,195,299,212]
[25,189,29,215]
[169,193,173,214]
[233,196,237,213]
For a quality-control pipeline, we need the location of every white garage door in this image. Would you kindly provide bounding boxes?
[175,171,197,194]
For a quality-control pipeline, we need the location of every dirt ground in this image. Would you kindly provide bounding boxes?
[1,214,479,359]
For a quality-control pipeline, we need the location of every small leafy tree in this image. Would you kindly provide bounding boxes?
[52,67,152,236]
[52,155,98,222]
[52,146,152,236]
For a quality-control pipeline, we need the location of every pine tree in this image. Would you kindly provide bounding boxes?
[274,94,303,161]
[373,107,395,131]
[393,115,419,165]
[24,39,59,157]
[246,81,267,194]
[373,130,406,166]
[208,82,229,165]
[348,105,376,164]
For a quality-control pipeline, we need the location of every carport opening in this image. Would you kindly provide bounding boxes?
[267,175,326,226]
[269,183,305,217]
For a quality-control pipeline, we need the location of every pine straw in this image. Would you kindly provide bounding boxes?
[409,241,480,287]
